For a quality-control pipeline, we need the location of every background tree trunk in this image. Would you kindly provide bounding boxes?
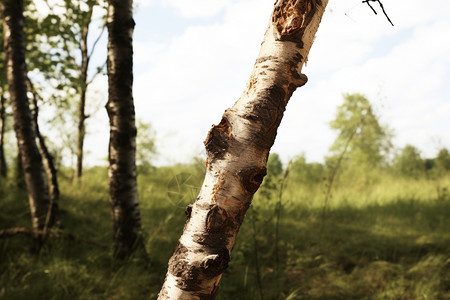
[2,0,50,230]
[106,0,144,260]
[0,92,7,178]
[75,4,93,179]
[158,0,328,298]
[26,76,59,228]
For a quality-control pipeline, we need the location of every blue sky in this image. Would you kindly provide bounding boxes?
[35,0,450,166]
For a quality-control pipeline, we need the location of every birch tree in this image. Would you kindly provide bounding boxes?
[76,0,95,179]
[0,20,7,179]
[26,77,59,226]
[158,0,328,298]
[0,91,6,179]
[1,0,51,230]
[328,93,392,169]
[26,0,106,179]
[105,0,144,259]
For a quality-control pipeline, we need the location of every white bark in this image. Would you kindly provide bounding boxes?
[158,0,328,299]
[106,0,143,260]
[2,0,51,231]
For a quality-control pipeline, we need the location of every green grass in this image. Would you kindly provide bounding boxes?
[0,166,449,299]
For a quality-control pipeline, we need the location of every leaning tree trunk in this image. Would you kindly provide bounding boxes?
[0,92,7,178]
[26,76,59,228]
[1,0,50,230]
[158,0,328,298]
[106,0,144,260]
[75,5,93,179]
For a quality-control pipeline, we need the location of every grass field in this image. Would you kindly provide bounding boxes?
[1,163,449,299]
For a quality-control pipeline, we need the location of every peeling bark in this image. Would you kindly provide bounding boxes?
[106,0,144,260]
[158,0,328,298]
[1,0,50,230]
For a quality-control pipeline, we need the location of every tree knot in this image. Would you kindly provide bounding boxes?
[272,0,320,43]
[238,166,267,194]
[204,117,231,161]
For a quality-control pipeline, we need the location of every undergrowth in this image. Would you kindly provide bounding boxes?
[0,164,449,299]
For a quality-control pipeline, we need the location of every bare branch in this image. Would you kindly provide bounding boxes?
[376,0,394,26]
[362,0,394,26]
[86,60,106,86]
[88,22,106,59]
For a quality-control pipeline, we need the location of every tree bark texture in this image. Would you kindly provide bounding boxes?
[1,0,50,230]
[76,4,93,179]
[0,92,7,178]
[158,0,328,299]
[26,76,59,228]
[106,0,143,260]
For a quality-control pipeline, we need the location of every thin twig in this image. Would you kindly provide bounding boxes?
[88,22,106,59]
[274,161,290,297]
[376,0,394,26]
[364,0,377,15]
[321,113,368,233]
[86,60,107,86]
[362,0,394,26]
[250,214,264,300]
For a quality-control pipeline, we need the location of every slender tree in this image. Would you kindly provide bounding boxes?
[0,92,6,178]
[26,77,59,227]
[328,93,392,169]
[158,0,328,298]
[76,2,93,179]
[105,0,143,259]
[0,19,7,179]
[1,0,50,230]
[24,0,106,179]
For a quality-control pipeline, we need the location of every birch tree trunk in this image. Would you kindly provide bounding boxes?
[0,92,7,178]
[158,0,328,298]
[1,0,50,230]
[26,77,59,228]
[105,0,144,260]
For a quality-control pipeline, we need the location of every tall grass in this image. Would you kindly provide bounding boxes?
[0,165,449,299]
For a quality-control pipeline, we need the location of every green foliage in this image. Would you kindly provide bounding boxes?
[21,0,107,168]
[289,154,325,184]
[258,153,283,200]
[267,153,283,177]
[393,144,424,178]
[136,120,157,173]
[436,147,450,171]
[328,93,392,170]
[25,0,106,85]
[2,162,449,299]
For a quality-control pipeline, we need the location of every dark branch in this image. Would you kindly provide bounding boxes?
[86,60,106,86]
[364,1,377,15]
[376,0,394,26]
[88,23,106,59]
[362,0,394,26]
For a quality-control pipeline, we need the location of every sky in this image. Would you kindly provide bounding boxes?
[41,0,450,166]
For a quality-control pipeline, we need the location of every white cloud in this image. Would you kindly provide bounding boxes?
[133,0,273,164]
[135,0,231,18]
[134,41,167,64]
[276,12,450,161]
[108,0,450,165]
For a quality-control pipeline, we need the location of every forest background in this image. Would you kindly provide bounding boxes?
[1,0,450,299]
